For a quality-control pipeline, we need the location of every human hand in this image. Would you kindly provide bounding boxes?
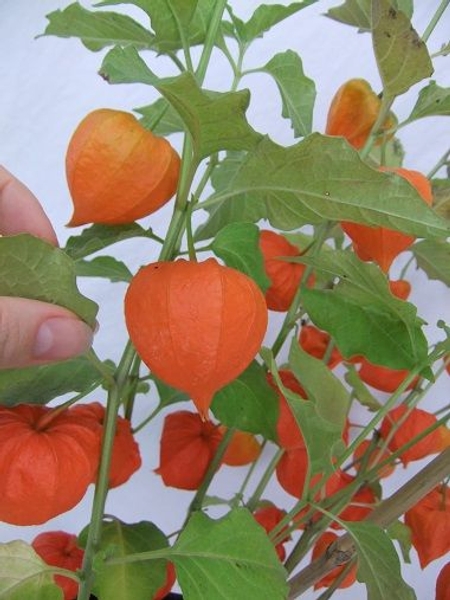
[0,166,93,369]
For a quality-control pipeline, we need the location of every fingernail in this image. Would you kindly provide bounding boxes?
[34,318,94,361]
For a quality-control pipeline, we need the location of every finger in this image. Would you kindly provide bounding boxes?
[0,165,58,245]
[0,297,93,369]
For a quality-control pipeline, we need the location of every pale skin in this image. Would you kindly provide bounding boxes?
[0,165,93,368]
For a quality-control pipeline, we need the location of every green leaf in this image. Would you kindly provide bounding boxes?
[299,250,429,370]
[201,135,449,238]
[172,509,288,600]
[372,0,433,97]
[64,223,151,260]
[263,347,343,473]
[42,2,154,51]
[406,81,450,121]
[0,541,63,600]
[412,239,450,287]
[289,342,350,431]
[153,376,190,409]
[433,179,450,221]
[0,234,97,326]
[211,223,270,292]
[347,521,416,600]
[136,98,184,136]
[326,0,412,31]
[211,361,278,441]
[259,50,315,138]
[195,153,263,241]
[344,367,382,411]
[236,2,317,43]
[387,521,412,564]
[79,520,170,600]
[75,256,132,283]
[100,47,262,159]
[97,0,215,52]
[0,355,110,407]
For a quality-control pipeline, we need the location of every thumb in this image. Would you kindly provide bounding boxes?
[0,297,94,369]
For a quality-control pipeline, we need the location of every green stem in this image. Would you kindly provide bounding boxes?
[359,94,395,161]
[187,427,235,515]
[77,340,137,600]
[195,0,228,84]
[231,440,268,507]
[422,0,450,42]
[85,348,115,387]
[246,447,285,512]
[427,147,450,179]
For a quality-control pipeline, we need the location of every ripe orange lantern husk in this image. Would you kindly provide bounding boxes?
[66,108,180,226]
[325,78,395,150]
[0,404,100,525]
[125,258,268,419]
[341,168,433,273]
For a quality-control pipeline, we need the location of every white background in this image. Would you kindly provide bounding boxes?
[1,1,450,599]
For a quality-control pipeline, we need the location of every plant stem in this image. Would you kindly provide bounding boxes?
[195,0,228,84]
[287,446,450,598]
[77,340,136,600]
[427,147,450,179]
[359,93,395,161]
[422,0,450,42]
[187,427,235,515]
[246,447,285,512]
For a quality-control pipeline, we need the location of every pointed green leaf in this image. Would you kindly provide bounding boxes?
[100,47,262,159]
[387,521,412,564]
[64,223,151,260]
[80,520,170,600]
[326,0,412,31]
[97,0,214,52]
[211,361,278,440]
[0,234,97,326]
[237,2,317,43]
[0,355,111,407]
[75,256,132,283]
[289,342,351,431]
[195,153,263,241]
[259,50,315,137]
[406,81,450,121]
[344,367,382,411]
[412,239,450,286]
[153,376,190,409]
[211,223,270,292]
[263,347,342,472]
[299,250,429,370]
[346,521,416,600]
[433,179,450,221]
[136,98,184,136]
[42,3,154,51]
[0,541,63,600]
[372,0,433,97]
[173,509,288,600]
[202,135,449,238]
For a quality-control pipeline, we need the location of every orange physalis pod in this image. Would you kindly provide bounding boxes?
[436,562,450,600]
[125,258,268,419]
[405,485,450,569]
[253,504,291,561]
[298,324,342,369]
[66,108,180,226]
[32,531,84,600]
[220,428,262,466]
[380,405,443,465]
[325,78,395,149]
[259,230,314,311]
[155,410,223,490]
[341,168,433,273]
